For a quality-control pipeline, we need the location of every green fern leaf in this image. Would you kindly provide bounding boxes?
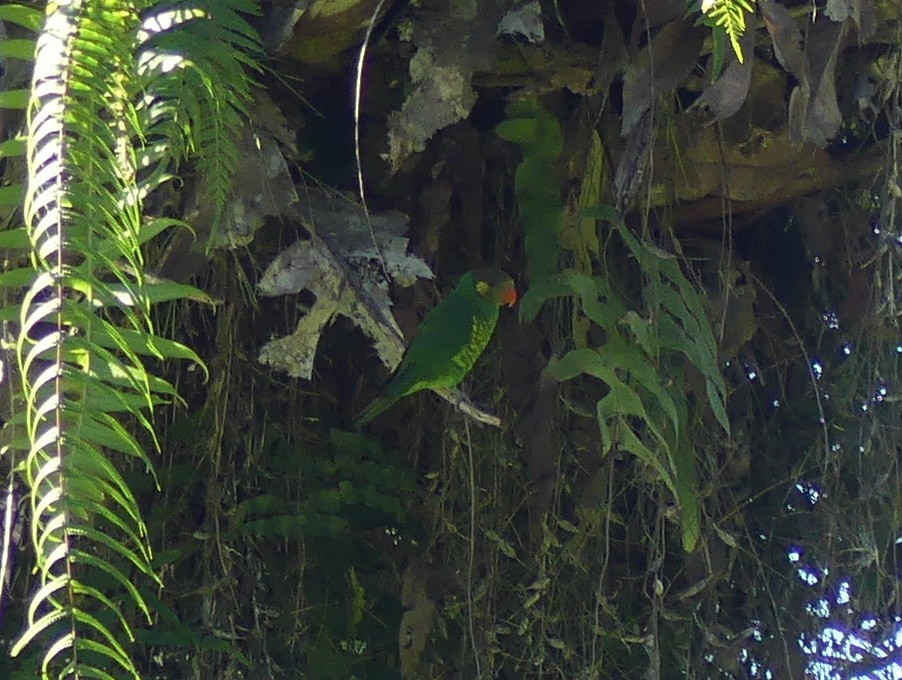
[700,0,755,63]
[3,0,258,674]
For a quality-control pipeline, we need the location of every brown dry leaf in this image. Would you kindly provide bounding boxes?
[801,18,849,148]
[257,230,407,381]
[709,265,757,360]
[210,132,298,249]
[825,0,876,40]
[417,180,452,259]
[387,59,478,172]
[615,108,653,211]
[792,196,835,264]
[497,1,544,43]
[694,17,755,120]
[632,0,686,39]
[520,368,559,548]
[759,0,807,79]
[275,0,388,65]
[257,191,428,379]
[564,130,603,263]
[621,18,706,135]
[760,0,848,148]
[292,189,425,286]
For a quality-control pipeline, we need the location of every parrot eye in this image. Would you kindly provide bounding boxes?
[475,281,490,296]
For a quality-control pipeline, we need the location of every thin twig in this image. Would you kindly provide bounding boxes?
[354,0,390,277]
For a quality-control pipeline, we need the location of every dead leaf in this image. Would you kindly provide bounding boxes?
[621,18,706,135]
[292,189,431,287]
[792,196,835,264]
[497,1,544,44]
[210,130,298,249]
[562,130,602,264]
[257,192,428,379]
[759,0,807,79]
[694,18,755,120]
[615,108,653,211]
[257,232,403,379]
[520,368,559,549]
[632,0,687,40]
[277,0,390,65]
[760,0,848,148]
[387,60,478,173]
[417,180,452,259]
[825,0,876,41]
[800,18,849,148]
[708,264,757,360]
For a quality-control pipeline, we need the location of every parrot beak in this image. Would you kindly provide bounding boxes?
[502,287,518,307]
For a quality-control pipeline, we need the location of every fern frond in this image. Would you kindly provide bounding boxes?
[519,201,730,552]
[0,3,40,217]
[6,0,210,675]
[136,0,261,244]
[700,0,755,63]
[12,0,155,674]
[1,0,258,673]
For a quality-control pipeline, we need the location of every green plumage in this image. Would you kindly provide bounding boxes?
[356,268,517,425]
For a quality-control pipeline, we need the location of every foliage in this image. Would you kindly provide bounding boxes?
[495,99,562,282]
[234,429,413,540]
[73,417,411,678]
[250,429,410,679]
[694,0,755,64]
[497,99,728,553]
[519,215,728,552]
[0,0,260,675]
[136,0,260,238]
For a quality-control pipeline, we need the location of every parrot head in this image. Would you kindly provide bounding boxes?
[472,268,517,307]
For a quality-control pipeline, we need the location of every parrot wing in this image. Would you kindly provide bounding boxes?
[356,280,491,424]
[383,284,481,394]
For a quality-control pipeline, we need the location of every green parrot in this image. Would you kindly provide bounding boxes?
[356,267,517,425]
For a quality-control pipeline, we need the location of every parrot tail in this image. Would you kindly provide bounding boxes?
[355,395,393,426]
